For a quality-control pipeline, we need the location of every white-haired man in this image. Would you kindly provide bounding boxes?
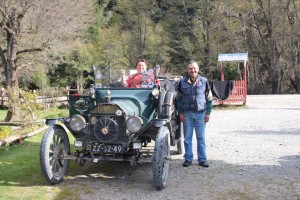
[176,60,213,167]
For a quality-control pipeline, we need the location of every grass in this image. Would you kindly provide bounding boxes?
[0,107,69,122]
[0,130,78,200]
[0,132,51,200]
[0,109,7,121]
[213,104,248,110]
[0,106,77,199]
[35,107,69,119]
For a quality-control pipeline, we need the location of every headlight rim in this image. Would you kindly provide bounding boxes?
[126,116,143,133]
[70,114,86,132]
[151,87,160,98]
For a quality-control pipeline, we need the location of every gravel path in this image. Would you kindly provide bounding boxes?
[57,95,300,200]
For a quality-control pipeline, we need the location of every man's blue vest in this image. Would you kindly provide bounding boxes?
[180,75,207,112]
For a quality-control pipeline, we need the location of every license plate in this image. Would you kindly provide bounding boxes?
[91,144,123,153]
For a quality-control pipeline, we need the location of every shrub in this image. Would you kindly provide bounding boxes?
[0,127,11,140]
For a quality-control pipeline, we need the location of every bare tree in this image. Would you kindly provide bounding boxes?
[0,0,95,121]
[285,0,300,93]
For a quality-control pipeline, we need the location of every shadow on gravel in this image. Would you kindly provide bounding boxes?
[248,108,300,110]
[1,138,299,199]
[52,154,300,200]
[233,129,300,135]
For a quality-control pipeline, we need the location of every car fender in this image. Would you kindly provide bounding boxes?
[45,118,69,133]
[150,119,173,144]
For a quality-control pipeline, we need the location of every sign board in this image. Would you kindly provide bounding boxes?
[218,53,248,62]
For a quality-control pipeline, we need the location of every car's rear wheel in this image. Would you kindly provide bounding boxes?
[40,126,70,184]
[153,126,170,190]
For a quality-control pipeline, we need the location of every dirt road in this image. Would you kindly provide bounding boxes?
[55,95,300,200]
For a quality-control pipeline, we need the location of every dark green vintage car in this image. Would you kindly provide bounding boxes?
[39,66,183,190]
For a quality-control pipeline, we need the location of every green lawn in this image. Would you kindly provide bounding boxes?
[0,132,51,200]
[0,108,73,199]
[0,130,80,200]
[0,108,69,122]
[0,110,7,121]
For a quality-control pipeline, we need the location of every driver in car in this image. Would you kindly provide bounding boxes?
[120,58,159,88]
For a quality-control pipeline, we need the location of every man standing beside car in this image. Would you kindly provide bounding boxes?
[176,60,213,167]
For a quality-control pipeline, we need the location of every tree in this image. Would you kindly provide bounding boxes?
[114,0,167,68]
[285,0,300,93]
[159,0,219,75]
[218,0,300,94]
[0,0,95,121]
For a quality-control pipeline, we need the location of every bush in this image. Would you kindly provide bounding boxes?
[0,127,11,140]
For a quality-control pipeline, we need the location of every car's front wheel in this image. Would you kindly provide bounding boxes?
[40,126,70,184]
[153,126,170,190]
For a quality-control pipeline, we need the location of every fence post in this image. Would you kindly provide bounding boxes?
[66,86,70,95]
[1,87,5,107]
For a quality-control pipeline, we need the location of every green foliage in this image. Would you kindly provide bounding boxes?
[18,66,49,90]
[48,43,93,89]
[33,70,49,90]
[6,87,50,122]
[112,0,168,67]
[0,126,11,140]
[86,0,117,41]
[18,89,41,121]
[210,63,240,81]
[159,0,207,73]
[24,0,300,94]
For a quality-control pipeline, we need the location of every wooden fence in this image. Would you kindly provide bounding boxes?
[213,80,247,105]
[0,88,68,109]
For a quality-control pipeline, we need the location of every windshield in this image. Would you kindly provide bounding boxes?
[95,68,157,89]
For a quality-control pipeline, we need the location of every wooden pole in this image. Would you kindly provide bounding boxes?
[220,62,224,81]
[243,61,247,105]
[0,126,48,147]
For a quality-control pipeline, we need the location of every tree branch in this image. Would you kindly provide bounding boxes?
[16,48,43,55]
[2,24,15,34]
[0,46,8,66]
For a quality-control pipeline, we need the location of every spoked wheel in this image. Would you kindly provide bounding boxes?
[153,126,170,190]
[40,126,70,184]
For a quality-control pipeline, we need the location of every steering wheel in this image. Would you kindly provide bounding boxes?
[131,73,154,88]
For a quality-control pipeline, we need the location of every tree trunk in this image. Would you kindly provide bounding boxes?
[271,71,279,94]
[202,0,212,75]
[4,28,21,122]
[0,126,48,147]
[295,69,300,94]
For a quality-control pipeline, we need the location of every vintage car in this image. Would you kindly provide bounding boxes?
[39,66,183,190]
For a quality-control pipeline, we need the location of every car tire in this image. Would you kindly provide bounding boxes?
[153,126,170,190]
[158,89,166,118]
[40,126,70,184]
[161,90,174,119]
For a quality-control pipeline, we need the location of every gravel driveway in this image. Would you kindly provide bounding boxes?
[58,95,300,200]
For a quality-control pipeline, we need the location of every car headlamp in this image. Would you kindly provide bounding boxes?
[126,116,143,133]
[115,110,123,116]
[151,88,160,99]
[70,114,86,132]
[88,86,95,99]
